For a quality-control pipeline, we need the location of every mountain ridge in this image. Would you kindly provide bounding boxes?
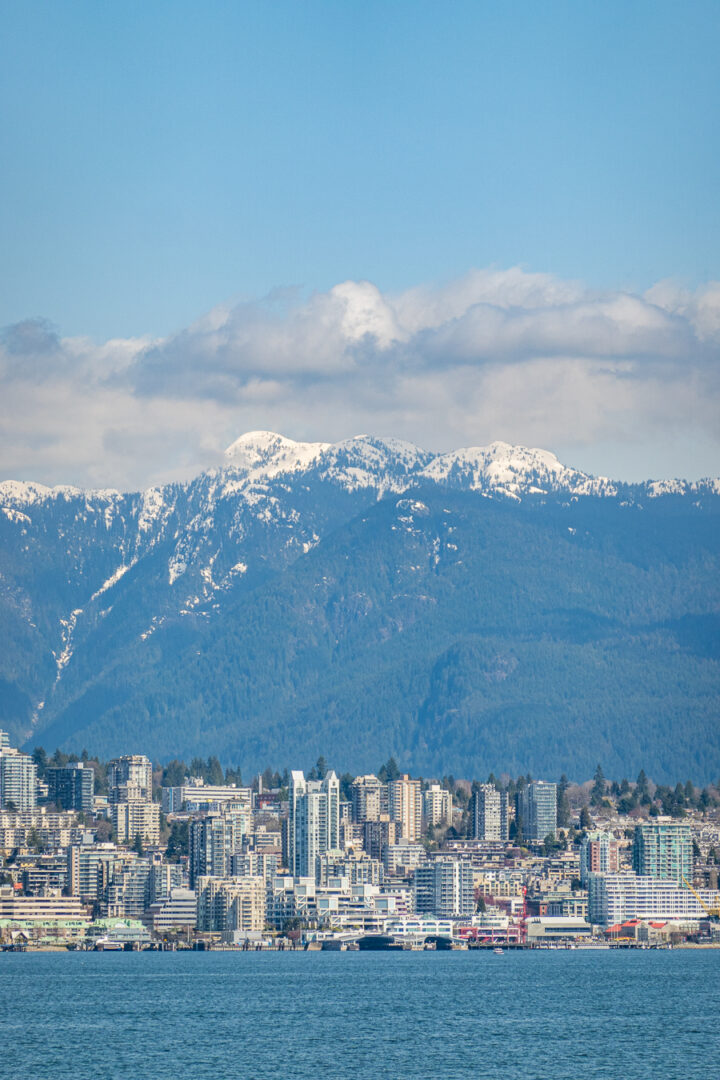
[1,432,718,780]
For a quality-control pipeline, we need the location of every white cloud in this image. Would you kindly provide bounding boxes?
[1,268,718,489]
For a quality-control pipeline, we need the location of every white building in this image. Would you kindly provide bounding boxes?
[289,770,339,878]
[196,876,266,933]
[108,755,153,804]
[470,784,508,841]
[388,775,422,841]
[383,840,427,875]
[588,872,720,926]
[161,781,252,814]
[189,810,251,886]
[0,736,37,811]
[414,859,474,919]
[112,800,160,845]
[147,888,197,933]
[351,775,384,823]
[423,784,453,829]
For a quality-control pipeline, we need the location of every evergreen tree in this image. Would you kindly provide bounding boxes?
[32,747,47,778]
[557,774,571,828]
[206,756,224,786]
[162,759,188,787]
[591,764,605,806]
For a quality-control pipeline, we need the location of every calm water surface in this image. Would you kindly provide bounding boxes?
[1,949,718,1079]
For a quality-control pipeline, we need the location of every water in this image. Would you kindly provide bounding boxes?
[1,949,718,1079]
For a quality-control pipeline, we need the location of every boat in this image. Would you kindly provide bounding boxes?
[94,937,125,951]
[493,947,504,955]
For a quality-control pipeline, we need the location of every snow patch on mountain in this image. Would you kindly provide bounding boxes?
[224,431,330,481]
[420,441,617,497]
[91,563,132,601]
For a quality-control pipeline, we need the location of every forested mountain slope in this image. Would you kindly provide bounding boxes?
[1,432,718,780]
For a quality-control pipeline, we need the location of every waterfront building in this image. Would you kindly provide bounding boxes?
[67,843,121,901]
[587,872,720,926]
[388,775,422,842]
[45,762,95,813]
[0,886,90,945]
[288,770,340,878]
[385,916,455,939]
[413,859,474,919]
[0,886,88,923]
[106,856,153,918]
[516,781,557,842]
[632,823,692,884]
[470,784,509,841]
[525,917,593,941]
[422,784,453,829]
[580,832,620,884]
[196,875,266,933]
[146,887,197,933]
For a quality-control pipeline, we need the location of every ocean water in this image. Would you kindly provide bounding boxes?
[1,949,718,1079]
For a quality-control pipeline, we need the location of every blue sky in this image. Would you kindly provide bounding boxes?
[1,0,719,486]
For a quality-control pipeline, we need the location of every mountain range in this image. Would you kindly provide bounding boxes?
[1,431,719,782]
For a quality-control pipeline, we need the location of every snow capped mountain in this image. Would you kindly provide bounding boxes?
[1,430,718,773]
[223,430,331,478]
[420,441,618,498]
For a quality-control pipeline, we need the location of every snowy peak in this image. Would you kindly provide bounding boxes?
[223,431,330,477]
[420,441,617,497]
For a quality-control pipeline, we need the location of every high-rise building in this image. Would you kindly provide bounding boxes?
[422,784,453,829]
[516,781,557,842]
[108,755,153,804]
[289,770,340,878]
[189,810,251,887]
[111,800,160,846]
[0,739,37,811]
[351,775,383,823]
[632,823,692,884]
[67,843,120,901]
[414,859,474,918]
[470,785,509,841]
[580,832,620,884]
[388,774,422,842]
[46,763,95,813]
[196,876,266,933]
[363,816,398,861]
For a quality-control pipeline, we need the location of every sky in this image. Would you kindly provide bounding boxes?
[1,0,719,489]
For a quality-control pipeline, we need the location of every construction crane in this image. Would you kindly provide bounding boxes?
[682,876,720,920]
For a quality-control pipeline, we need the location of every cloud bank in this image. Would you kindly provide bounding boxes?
[1,268,719,490]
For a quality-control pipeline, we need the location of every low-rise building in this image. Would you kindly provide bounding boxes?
[588,872,720,926]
